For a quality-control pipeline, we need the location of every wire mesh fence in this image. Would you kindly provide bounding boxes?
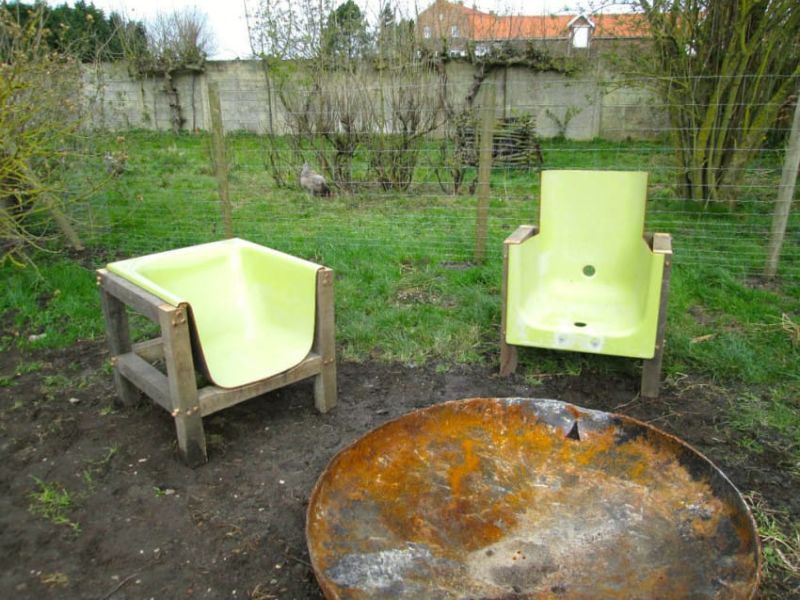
[74,70,799,289]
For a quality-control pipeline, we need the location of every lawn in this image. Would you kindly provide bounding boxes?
[5,131,798,379]
[1,130,798,595]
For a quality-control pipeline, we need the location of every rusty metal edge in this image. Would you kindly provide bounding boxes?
[613,409,762,599]
[305,397,762,599]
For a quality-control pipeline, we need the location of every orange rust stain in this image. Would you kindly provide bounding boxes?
[309,401,563,553]
[565,404,584,419]
[731,507,759,554]
[573,427,617,466]
[307,399,759,595]
[448,438,480,497]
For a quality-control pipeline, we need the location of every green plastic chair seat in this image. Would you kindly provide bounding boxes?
[505,170,667,359]
[107,238,321,388]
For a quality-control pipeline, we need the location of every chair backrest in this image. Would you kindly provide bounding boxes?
[537,170,650,282]
[539,170,648,249]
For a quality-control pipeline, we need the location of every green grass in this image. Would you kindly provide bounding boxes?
[29,477,80,533]
[727,388,800,465]
[1,131,798,391]
[667,267,800,384]
[745,492,800,590]
[2,130,799,595]
[81,446,119,489]
[1,259,104,350]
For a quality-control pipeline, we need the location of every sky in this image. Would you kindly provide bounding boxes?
[48,0,599,60]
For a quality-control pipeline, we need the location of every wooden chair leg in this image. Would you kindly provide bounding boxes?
[98,285,140,406]
[499,242,518,377]
[158,304,207,467]
[500,339,518,377]
[641,349,664,399]
[315,368,336,413]
[314,268,337,413]
[642,234,672,399]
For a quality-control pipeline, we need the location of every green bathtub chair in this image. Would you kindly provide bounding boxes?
[98,238,336,466]
[500,170,672,397]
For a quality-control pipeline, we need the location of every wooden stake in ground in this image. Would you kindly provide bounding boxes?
[765,91,800,279]
[474,83,496,264]
[207,82,233,239]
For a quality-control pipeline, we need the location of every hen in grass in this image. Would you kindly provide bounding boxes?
[300,162,332,197]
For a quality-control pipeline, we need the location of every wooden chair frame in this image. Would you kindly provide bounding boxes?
[97,267,337,467]
[500,226,672,398]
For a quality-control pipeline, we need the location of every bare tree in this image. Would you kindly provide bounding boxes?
[117,8,215,132]
[244,0,333,185]
[366,17,442,191]
[245,0,442,192]
[629,0,800,206]
[1,6,89,265]
[245,0,330,60]
[146,8,215,70]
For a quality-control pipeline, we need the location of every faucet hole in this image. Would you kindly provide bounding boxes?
[583,265,596,277]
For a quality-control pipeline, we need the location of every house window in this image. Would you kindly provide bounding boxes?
[423,25,432,39]
[450,25,459,38]
[572,26,590,48]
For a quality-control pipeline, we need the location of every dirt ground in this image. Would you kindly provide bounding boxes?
[1,339,797,599]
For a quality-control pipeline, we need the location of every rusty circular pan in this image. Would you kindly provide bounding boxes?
[307,397,760,599]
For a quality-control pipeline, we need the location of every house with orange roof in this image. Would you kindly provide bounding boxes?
[416,0,648,56]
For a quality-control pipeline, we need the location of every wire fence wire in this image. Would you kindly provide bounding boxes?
[75,72,799,288]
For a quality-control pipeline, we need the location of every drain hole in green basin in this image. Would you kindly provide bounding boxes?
[583,265,596,277]
[574,322,587,328]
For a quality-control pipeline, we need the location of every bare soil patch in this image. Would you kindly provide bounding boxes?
[1,341,797,598]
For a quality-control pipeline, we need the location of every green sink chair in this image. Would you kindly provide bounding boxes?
[500,170,672,397]
[97,238,336,467]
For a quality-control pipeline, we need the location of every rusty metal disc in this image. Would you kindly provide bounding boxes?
[307,398,760,599]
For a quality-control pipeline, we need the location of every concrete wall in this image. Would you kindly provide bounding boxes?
[81,60,667,140]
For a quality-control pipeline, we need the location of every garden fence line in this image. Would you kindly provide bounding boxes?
[72,72,799,288]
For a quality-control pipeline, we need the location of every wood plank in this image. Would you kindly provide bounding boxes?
[499,241,518,376]
[313,268,337,412]
[500,225,537,375]
[98,282,140,405]
[98,269,164,323]
[504,225,538,245]
[641,234,673,398]
[133,338,165,362]
[474,83,496,263]
[207,81,233,238]
[198,354,323,417]
[116,352,171,412]
[159,304,207,467]
[765,84,800,278]
[652,232,673,254]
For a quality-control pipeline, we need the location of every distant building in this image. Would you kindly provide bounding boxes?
[416,0,648,56]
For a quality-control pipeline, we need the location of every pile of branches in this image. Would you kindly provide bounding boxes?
[456,114,543,168]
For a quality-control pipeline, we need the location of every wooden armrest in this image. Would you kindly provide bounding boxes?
[651,232,672,254]
[504,225,539,245]
[97,269,166,322]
